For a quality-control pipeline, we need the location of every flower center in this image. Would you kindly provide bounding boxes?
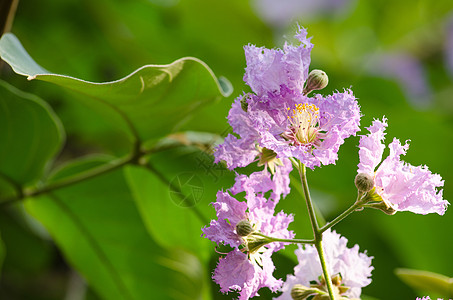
[284,103,320,146]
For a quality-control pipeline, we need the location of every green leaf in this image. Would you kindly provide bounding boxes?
[124,165,211,261]
[0,33,232,145]
[125,139,235,261]
[395,268,453,297]
[25,157,206,300]
[0,79,64,188]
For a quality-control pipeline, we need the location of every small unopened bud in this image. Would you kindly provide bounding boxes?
[338,285,350,295]
[291,284,322,300]
[303,69,328,95]
[291,284,306,299]
[331,273,342,286]
[240,94,251,112]
[312,294,331,300]
[236,220,253,236]
[355,173,374,193]
[245,234,272,253]
[369,201,397,215]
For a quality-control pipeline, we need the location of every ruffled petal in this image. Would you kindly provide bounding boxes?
[202,191,247,247]
[230,158,292,202]
[214,134,258,169]
[213,249,257,295]
[376,139,449,215]
[358,117,387,174]
[213,249,281,300]
[243,26,313,96]
[275,230,373,299]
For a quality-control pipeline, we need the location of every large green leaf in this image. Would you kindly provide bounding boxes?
[395,268,453,297]
[0,33,232,145]
[25,157,206,300]
[124,165,211,260]
[124,134,235,261]
[0,80,64,188]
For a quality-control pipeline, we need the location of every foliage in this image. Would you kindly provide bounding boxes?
[1,1,453,299]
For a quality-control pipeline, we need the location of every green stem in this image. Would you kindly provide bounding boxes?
[315,239,336,300]
[297,161,336,300]
[254,232,315,245]
[320,192,364,234]
[0,140,143,207]
[0,154,133,207]
[298,162,319,234]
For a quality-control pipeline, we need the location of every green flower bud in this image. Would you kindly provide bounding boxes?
[236,219,253,236]
[355,173,375,193]
[291,284,323,300]
[338,286,350,295]
[368,200,397,215]
[331,273,343,286]
[303,69,329,95]
[240,93,251,112]
[245,234,272,254]
[312,294,331,300]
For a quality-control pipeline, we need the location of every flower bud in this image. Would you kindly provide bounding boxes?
[369,201,397,215]
[245,234,272,253]
[291,284,322,300]
[303,69,329,95]
[312,294,331,300]
[354,173,374,193]
[331,273,342,286]
[236,219,253,236]
[240,93,251,112]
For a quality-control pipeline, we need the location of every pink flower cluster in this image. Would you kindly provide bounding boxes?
[202,178,294,299]
[358,118,448,215]
[202,26,448,300]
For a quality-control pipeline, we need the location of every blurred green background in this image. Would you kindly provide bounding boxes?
[1,0,453,299]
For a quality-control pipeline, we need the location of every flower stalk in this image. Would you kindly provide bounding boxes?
[320,192,365,233]
[297,161,336,300]
[254,232,315,245]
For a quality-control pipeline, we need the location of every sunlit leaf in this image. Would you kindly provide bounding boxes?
[0,33,232,146]
[25,157,206,300]
[125,139,235,262]
[395,268,453,297]
[125,165,211,260]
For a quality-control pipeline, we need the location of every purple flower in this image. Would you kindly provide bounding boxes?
[358,118,449,215]
[214,136,292,201]
[220,88,361,170]
[231,157,292,202]
[213,248,281,300]
[215,27,361,171]
[202,189,294,299]
[254,89,361,169]
[275,230,373,299]
[243,25,313,97]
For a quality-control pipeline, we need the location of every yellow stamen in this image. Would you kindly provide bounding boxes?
[287,103,320,144]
